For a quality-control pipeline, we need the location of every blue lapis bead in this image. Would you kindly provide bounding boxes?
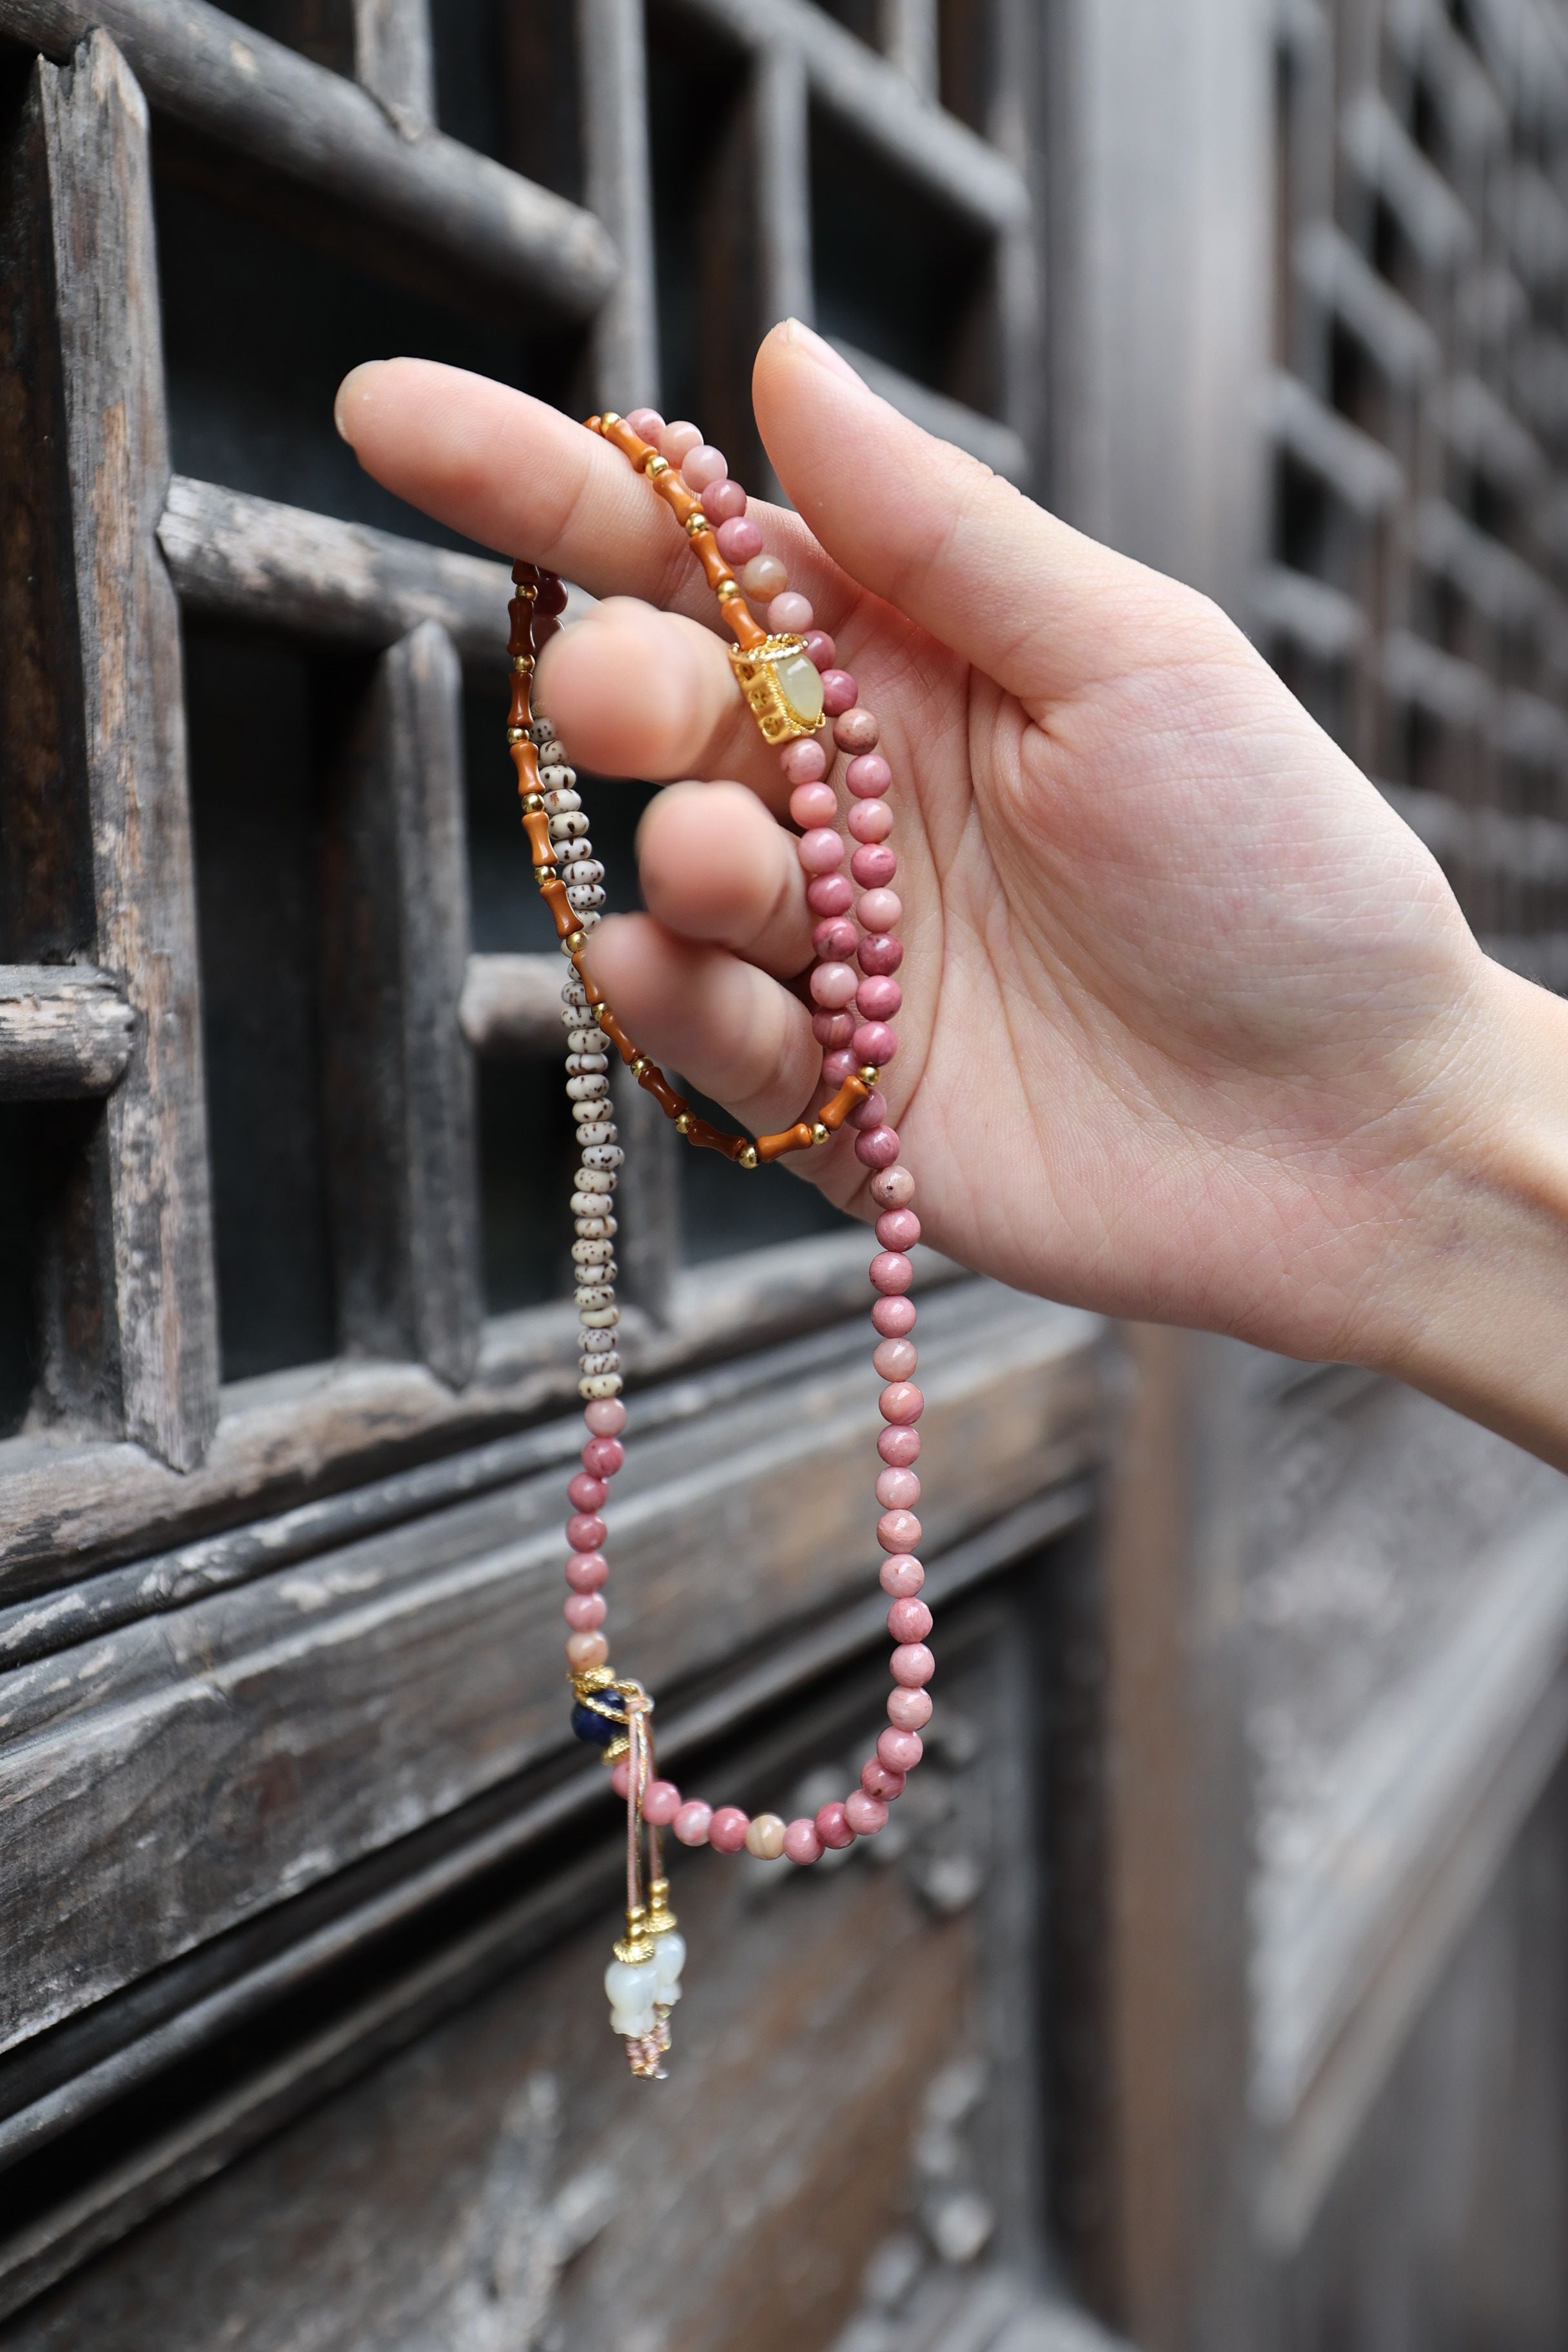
[571,1695,625,1747]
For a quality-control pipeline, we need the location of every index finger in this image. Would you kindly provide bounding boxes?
[333,357,851,641]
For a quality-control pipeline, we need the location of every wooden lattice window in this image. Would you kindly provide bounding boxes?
[0,3,1104,2341]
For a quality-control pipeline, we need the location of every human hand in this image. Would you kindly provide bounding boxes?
[337,324,1568,1458]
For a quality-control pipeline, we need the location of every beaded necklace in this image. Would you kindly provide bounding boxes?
[506,409,930,2079]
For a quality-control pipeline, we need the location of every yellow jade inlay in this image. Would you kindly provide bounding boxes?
[728,634,827,743]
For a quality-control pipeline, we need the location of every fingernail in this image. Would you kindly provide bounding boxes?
[781,318,865,386]
[333,360,386,443]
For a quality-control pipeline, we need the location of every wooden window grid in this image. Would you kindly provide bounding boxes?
[1264,0,1568,985]
[0,1,1088,2328]
[0,0,1043,1556]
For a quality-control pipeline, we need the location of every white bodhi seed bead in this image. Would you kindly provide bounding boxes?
[575,1123,617,1148]
[582,1372,623,1399]
[574,1167,615,1193]
[567,1073,609,1100]
[582,1144,623,1170]
[576,1284,616,1309]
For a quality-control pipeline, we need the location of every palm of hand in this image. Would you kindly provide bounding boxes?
[808,583,1487,1358]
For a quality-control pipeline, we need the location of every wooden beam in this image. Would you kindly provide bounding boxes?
[0,0,617,318]
[458,953,562,1055]
[0,967,134,1101]
[157,476,593,664]
[30,35,221,1469]
[578,0,660,406]
[351,0,434,127]
[320,622,482,1388]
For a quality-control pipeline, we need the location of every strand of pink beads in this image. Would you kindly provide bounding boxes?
[542,410,930,2051]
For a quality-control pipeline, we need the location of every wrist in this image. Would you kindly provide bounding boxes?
[1353,958,1568,1467]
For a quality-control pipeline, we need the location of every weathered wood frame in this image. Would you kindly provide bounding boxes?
[0,0,1078,2329]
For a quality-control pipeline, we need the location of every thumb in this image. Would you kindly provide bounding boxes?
[753,320,1190,708]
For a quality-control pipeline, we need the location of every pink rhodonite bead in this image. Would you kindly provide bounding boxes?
[880,1553,925,1596]
[856,975,902,1021]
[891,1642,936,1687]
[870,1166,916,1210]
[871,1251,915,1295]
[567,1630,609,1670]
[626,407,665,439]
[790,781,838,828]
[798,828,846,875]
[567,1511,607,1551]
[682,443,727,489]
[858,888,902,932]
[784,1816,824,1865]
[812,1008,855,1047]
[862,1759,906,1800]
[708,1806,750,1853]
[878,1727,923,1771]
[855,1036,899,1081]
[847,799,892,843]
[585,1398,627,1435]
[821,1048,858,1086]
[888,1597,933,1642]
[582,1436,624,1476]
[803,630,836,669]
[642,1779,683,1825]
[878,1425,921,1467]
[834,708,879,754]
[872,1294,917,1338]
[852,843,897,888]
[779,734,827,785]
[844,1790,888,1836]
[806,875,854,916]
[850,1088,887,1131]
[567,1472,607,1511]
[565,1550,608,1591]
[858,934,903,975]
[815,1801,855,1850]
[673,1800,713,1847]
[856,1126,901,1171]
[810,961,858,1008]
[705,476,747,522]
[879,1509,922,1553]
[887,1686,932,1730]
[662,419,703,461]
[845,752,892,797]
[819,669,858,716]
[876,1209,920,1250]
[814,916,858,959]
[564,1592,607,1629]
[716,515,763,567]
[769,591,814,634]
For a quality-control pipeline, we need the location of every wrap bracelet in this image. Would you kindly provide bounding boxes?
[505,407,928,2079]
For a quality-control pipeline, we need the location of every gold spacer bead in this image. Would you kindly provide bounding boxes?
[514,583,540,602]
[684,512,709,538]
[674,1112,693,1135]
[595,1003,614,1026]
[512,651,536,673]
[715,578,741,600]
[601,411,622,428]
[644,453,671,478]
[565,929,587,954]
[522,792,544,812]
[859,1064,879,1084]
[507,725,526,743]
[738,1144,758,1170]
[811,1122,831,1145]
[631,1055,649,1077]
